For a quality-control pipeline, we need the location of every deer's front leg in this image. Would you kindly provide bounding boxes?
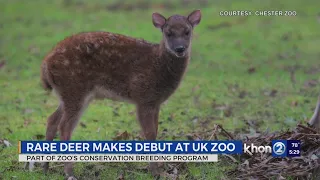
[136,104,161,176]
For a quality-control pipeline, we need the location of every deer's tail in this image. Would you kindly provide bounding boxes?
[40,61,53,91]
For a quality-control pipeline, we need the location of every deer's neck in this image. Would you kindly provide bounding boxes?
[152,41,190,95]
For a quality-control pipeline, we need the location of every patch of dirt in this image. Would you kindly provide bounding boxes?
[304,79,319,89]
[305,67,320,75]
[226,124,319,179]
[247,67,256,74]
[181,123,319,179]
[112,131,131,140]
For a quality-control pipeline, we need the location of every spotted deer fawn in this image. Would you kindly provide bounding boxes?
[40,10,201,179]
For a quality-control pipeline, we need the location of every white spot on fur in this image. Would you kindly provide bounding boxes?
[63,60,70,66]
[56,48,66,53]
[86,46,91,53]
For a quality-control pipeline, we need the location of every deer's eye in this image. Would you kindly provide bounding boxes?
[185,31,190,36]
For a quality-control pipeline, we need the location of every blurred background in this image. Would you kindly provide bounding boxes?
[0,0,319,179]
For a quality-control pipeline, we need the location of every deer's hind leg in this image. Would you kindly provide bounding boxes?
[57,91,93,179]
[26,105,63,172]
[42,104,63,173]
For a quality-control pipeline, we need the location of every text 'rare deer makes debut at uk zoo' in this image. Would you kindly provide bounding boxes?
[39,10,201,179]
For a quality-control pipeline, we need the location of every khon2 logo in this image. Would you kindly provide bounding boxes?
[272,141,286,157]
[244,140,300,157]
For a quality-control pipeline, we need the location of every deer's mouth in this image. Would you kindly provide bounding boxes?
[166,46,186,58]
[174,51,186,58]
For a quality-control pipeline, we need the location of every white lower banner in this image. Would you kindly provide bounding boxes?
[19,154,218,162]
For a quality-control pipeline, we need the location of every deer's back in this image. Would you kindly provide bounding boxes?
[42,32,159,103]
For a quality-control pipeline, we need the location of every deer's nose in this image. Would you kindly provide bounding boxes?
[174,46,185,53]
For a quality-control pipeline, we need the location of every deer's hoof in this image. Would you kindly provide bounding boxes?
[24,162,35,171]
[148,162,161,177]
[66,176,78,180]
[42,162,49,173]
[151,170,161,178]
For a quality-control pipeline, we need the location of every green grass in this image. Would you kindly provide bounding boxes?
[1,0,320,179]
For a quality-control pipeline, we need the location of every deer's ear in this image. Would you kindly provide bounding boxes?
[188,10,201,27]
[152,13,166,29]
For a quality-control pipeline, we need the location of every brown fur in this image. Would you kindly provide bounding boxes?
[41,10,201,179]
